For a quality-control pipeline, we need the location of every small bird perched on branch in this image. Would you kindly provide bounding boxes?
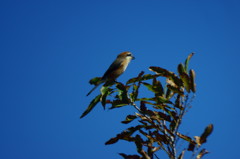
[86,51,135,96]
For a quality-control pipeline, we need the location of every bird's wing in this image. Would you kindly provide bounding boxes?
[102,60,122,80]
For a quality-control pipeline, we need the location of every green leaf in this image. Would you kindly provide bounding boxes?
[178,63,186,74]
[121,115,138,124]
[155,96,172,104]
[189,69,196,92]
[130,83,140,102]
[80,94,101,118]
[180,72,190,93]
[126,71,144,84]
[142,82,155,92]
[89,77,102,85]
[100,86,111,109]
[149,66,172,76]
[184,52,194,72]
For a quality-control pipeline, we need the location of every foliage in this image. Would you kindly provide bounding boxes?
[81,53,213,159]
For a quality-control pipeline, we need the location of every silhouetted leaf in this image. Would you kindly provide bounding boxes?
[188,142,195,151]
[184,52,194,72]
[119,153,141,159]
[189,69,196,92]
[196,149,209,159]
[80,94,101,118]
[140,101,147,112]
[122,115,138,124]
[165,87,174,100]
[152,131,168,144]
[174,94,183,109]
[196,124,213,146]
[110,100,129,109]
[152,77,164,96]
[177,132,195,144]
[167,84,184,96]
[89,77,102,85]
[156,111,171,122]
[105,125,144,145]
[149,66,172,76]
[135,134,144,153]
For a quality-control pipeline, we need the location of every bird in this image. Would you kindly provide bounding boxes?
[86,51,135,96]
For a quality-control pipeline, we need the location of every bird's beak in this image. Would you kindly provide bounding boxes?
[132,56,135,60]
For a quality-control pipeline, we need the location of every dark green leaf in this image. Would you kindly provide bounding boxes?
[178,63,186,75]
[131,83,140,102]
[119,153,141,159]
[100,86,111,109]
[126,71,144,84]
[167,84,184,96]
[142,82,157,93]
[135,134,144,153]
[165,87,174,100]
[122,115,138,124]
[89,77,102,85]
[110,100,129,109]
[136,97,155,101]
[140,101,147,112]
[156,111,171,122]
[180,72,190,93]
[174,94,183,109]
[189,69,196,93]
[116,82,130,104]
[105,125,144,145]
[80,95,101,118]
[149,66,172,76]
[152,77,164,96]
[155,96,172,104]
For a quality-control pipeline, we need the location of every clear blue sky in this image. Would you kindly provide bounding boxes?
[1,0,239,158]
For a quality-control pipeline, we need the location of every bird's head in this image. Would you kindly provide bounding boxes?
[117,51,135,61]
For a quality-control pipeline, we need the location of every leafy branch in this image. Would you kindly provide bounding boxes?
[81,53,213,159]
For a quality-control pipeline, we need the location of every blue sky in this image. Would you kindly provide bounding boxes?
[1,0,239,158]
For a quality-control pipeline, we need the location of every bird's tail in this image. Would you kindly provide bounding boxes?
[86,80,104,96]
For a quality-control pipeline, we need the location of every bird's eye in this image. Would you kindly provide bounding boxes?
[127,53,132,56]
